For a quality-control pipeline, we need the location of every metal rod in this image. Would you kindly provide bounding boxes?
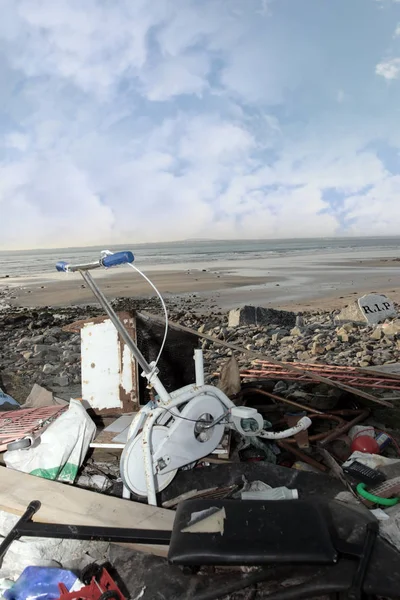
[348,522,378,600]
[15,521,171,545]
[80,270,152,374]
[319,409,370,448]
[0,500,41,561]
[194,349,205,387]
[277,441,328,472]
[240,387,324,415]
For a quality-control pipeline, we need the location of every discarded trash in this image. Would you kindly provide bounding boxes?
[349,425,375,441]
[4,567,81,600]
[0,405,66,452]
[376,432,392,451]
[343,451,400,471]
[182,506,226,535]
[59,564,126,600]
[241,360,400,392]
[4,399,95,483]
[0,389,19,409]
[24,384,67,409]
[370,508,390,521]
[242,486,298,501]
[351,435,380,454]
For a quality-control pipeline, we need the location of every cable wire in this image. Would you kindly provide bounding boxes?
[127,262,169,372]
[101,250,169,376]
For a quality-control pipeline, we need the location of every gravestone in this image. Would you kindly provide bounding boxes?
[358,293,397,325]
[336,294,397,325]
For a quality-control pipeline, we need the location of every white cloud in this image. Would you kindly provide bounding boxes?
[344,176,400,235]
[376,58,400,79]
[141,54,210,101]
[0,156,115,249]
[0,0,400,249]
[4,133,29,152]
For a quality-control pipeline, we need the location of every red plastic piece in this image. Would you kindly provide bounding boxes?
[351,435,380,455]
[58,567,125,600]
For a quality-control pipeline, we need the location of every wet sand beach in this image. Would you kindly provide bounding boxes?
[2,247,400,312]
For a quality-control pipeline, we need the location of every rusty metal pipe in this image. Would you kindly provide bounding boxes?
[277,441,328,472]
[318,409,370,447]
[240,387,324,415]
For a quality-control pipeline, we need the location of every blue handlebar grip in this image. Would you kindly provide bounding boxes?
[56,261,69,272]
[101,251,134,268]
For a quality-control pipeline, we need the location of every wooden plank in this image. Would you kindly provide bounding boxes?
[0,466,174,557]
[139,312,393,408]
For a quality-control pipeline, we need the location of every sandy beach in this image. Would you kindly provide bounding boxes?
[2,247,400,313]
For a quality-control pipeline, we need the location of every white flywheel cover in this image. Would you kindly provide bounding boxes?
[120,425,178,497]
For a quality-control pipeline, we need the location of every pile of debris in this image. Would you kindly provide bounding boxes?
[2,293,400,598]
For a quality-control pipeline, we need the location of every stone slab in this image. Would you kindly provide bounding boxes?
[358,294,397,325]
[228,306,296,328]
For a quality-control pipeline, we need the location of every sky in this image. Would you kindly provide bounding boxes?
[1,0,400,249]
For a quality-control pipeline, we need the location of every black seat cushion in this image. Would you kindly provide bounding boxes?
[168,499,338,566]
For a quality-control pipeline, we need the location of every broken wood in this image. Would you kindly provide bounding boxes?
[139,312,393,408]
[0,466,174,557]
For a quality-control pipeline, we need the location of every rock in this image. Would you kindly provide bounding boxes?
[254,337,268,348]
[336,327,349,342]
[22,351,33,361]
[290,327,303,337]
[34,344,51,354]
[325,343,337,351]
[228,306,296,328]
[53,375,69,387]
[336,303,365,324]
[42,363,57,375]
[271,333,280,345]
[371,327,383,340]
[311,342,325,355]
[293,343,306,351]
[381,320,400,336]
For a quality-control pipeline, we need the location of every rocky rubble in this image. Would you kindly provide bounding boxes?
[176,306,400,383]
[0,295,208,402]
[2,296,400,403]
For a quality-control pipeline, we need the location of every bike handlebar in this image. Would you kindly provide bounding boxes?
[102,251,134,268]
[56,251,134,273]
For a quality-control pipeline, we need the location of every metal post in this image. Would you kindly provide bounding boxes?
[194,349,205,387]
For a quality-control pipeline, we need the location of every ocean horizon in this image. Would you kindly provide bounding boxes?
[1,236,400,278]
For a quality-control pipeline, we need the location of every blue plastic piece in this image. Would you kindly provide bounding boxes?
[4,566,79,600]
[0,388,19,407]
[56,261,69,272]
[101,251,134,268]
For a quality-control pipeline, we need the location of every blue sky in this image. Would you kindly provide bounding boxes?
[1,0,400,249]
